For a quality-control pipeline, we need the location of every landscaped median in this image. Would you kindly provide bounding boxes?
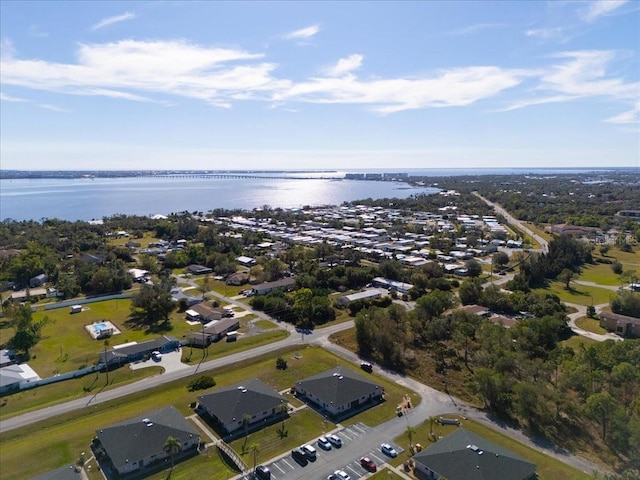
[0,345,419,480]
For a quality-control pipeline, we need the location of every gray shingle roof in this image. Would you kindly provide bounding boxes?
[413,428,536,480]
[32,465,83,480]
[197,378,285,426]
[95,406,199,472]
[295,366,383,407]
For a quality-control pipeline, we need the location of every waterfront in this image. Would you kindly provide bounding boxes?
[0,176,434,222]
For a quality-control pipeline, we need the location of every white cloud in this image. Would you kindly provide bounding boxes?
[525,27,566,40]
[0,91,28,102]
[91,12,136,31]
[27,25,48,38]
[283,24,320,40]
[276,66,527,114]
[581,0,629,22]
[506,50,639,123]
[452,23,505,35]
[37,104,70,113]
[605,101,640,124]
[325,54,363,77]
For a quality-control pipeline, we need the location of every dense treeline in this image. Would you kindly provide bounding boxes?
[354,294,640,471]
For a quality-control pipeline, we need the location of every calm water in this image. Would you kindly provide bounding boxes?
[0,176,434,222]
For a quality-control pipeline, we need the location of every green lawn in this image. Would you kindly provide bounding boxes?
[2,345,418,480]
[394,415,592,480]
[535,281,613,307]
[562,335,598,352]
[579,263,626,286]
[369,469,406,480]
[575,316,608,334]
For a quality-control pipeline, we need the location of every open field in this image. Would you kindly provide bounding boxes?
[535,281,614,307]
[523,222,553,242]
[1,345,417,480]
[393,415,592,480]
[578,263,626,286]
[575,316,608,334]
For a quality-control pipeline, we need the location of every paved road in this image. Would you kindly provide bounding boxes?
[473,192,549,252]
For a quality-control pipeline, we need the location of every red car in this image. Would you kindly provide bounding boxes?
[360,456,377,472]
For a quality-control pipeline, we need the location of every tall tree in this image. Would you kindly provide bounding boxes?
[163,436,182,472]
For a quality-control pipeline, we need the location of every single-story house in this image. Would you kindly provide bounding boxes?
[186,264,213,275]
[187,317,241,346]
[337,289,382,307]
[10,287,47,301]
[94,406,199,477]
[550,224,600,236]
[128,268,149,282]
[80,253,105,265]
[294,367,384,417]
[236,255,257,267]
[0,349,16,367]
[460,304,491,317]
[198,378,287,434]
[371,277,414,294]
[599,311,640,338]
[185,303,222,322]
[98,336,180,366]
[0,362,41,394]
[413,428,537,480]
[226,272,250,286]
[251,277,296,295]
[29,273,48,288]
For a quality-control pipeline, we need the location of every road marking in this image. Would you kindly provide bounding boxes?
[280,458,293,470]
[352,423,367,433]
[346,465,361,477]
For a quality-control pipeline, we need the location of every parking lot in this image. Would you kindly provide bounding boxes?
[241,423,404,480]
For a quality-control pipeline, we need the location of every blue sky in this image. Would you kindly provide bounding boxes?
[1,0,638,170]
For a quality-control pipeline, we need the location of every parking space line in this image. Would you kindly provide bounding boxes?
[352,424,367,434]
[370,452,385,463]
[280,458,294,470]
[346,465,362,478]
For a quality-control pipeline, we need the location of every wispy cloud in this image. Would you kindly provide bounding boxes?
[0,91,28,102]
[525,27,567,41]
[451,23,505,35]
[325,54,363,77]
[37,104,70,113]
[581,0,629,22]
[91,12,136,31]
[27,25,48,38]
[283,24,320,41]
[605,101,640,124]
[506,50,639,124]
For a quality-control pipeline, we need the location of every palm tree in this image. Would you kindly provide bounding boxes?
[242,414,252,451]
[163,436,182,473]
[276,401,288,438]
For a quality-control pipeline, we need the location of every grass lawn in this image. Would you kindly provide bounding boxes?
[535,281,613,307]
[369,469,406,480]
[523,222,553,242]
[394,415,592,480]
[23,299,209,377]
[562,335,598,352]
[575,316,608,334]
[579,263,625,286]
[2,345,418,480]
[253,319,277,329]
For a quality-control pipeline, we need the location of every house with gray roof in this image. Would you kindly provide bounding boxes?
[33,465,83,480]
[98,336,179,366]
[94,405,199,477]
[294,366,384,417]
[251,277,296,295]
[198,378,287,434]
[413,428,536,480]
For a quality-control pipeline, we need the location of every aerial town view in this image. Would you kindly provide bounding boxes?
[0,2,638,480]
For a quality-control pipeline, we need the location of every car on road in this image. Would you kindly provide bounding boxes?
[360,362,373,372]
[254,465,271,479]
[360,456,377,472]
[317,436,332,450]
[381,443,398,457]
[326,433,342,447]
[328,470,351,480]
[301,444,317,459]
[291,447,308,465]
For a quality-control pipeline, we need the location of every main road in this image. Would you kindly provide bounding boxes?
[473,191,549,252]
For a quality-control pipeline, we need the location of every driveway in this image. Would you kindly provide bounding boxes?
[128,349,189,374]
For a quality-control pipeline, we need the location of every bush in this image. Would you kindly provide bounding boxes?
[612,261,623,275]
[276,356,288,370]
[187,375,216,392]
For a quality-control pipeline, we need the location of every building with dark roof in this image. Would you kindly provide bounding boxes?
[294,366,384,417]
[599,311,640,338]
[251,277,296,295]
[94,405,199,477]
[198,378,287,434]
[32,465,83,480]
[187,316,240,346]
[413,428,536,480]
[98,336,179,366]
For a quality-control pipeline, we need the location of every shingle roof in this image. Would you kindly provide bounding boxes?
[295,366,383,407]
[32,465,83,480]
[198,378,285,426]
[413,428,536,480]
[95,406,199,472]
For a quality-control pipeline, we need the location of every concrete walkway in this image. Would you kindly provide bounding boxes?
[566,302,624,342]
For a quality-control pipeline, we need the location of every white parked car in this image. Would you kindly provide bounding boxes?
[381,443,398,457]
[151,351,162,361]
[317,436,331,450]
[326,434,342,447]
[301,444,316,459]
[328,470,350,480]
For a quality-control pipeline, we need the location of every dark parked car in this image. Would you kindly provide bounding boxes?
[360,456,377,472]
[254,465,271,479]
[291,447,308,465]
[360,362,373,372]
